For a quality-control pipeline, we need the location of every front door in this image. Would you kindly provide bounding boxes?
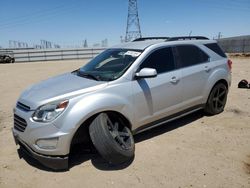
[132,47,182,130]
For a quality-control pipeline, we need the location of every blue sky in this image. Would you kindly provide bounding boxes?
[0,0,249,47]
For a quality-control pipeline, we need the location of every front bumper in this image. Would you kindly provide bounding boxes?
[12,128,69,170]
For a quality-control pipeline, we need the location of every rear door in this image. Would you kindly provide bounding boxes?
[132,47,182,130]
[173,45,210,108]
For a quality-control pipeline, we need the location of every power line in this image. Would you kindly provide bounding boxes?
[0,1,76,24]
[194,0,250,12]
[0,1,82,30]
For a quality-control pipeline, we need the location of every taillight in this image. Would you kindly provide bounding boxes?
[227,59,232,72]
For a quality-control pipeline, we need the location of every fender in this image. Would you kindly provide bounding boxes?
[52,83,135,154]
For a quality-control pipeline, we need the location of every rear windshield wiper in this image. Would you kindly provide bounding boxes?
[77,70,100,81]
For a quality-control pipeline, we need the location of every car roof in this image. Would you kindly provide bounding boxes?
[111,37,216,50]
[112,40,166,50]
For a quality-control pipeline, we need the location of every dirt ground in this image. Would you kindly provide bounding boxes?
[0,58,249,188]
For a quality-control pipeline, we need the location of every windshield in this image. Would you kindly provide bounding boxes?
[75,49,142,81]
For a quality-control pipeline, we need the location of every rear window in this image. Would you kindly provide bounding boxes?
[174,45,209,68]
[204,43,226,58]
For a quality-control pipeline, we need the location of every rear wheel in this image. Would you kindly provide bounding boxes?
[89,113,134,164]
[204,83,228,115]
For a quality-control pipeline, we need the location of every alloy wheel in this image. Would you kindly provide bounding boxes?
[104,114,132,150]
[212,85,227,112]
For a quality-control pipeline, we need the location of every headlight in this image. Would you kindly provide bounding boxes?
[32,100,69,122]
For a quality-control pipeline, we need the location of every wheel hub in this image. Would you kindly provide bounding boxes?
[105,114,132,150]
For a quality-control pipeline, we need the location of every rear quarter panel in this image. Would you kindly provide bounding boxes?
[202,59,231,104]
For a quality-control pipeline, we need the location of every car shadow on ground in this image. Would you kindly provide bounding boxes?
[18,110,204,172]
[134,110,204,143]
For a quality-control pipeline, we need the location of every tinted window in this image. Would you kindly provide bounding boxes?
[175,45,209,68]
[139,47,175,74]
[205,43,227,58]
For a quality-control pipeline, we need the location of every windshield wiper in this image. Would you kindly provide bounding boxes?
[77,70,100,81]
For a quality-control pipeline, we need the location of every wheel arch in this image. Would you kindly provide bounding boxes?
[203,66,231,104]
[70,110,133,150]
[204,79,229,115]
[205,78,229,105]
[213,79,229,89]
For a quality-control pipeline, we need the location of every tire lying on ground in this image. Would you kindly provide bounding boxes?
[89,112,135,165]
[204,83,228,115]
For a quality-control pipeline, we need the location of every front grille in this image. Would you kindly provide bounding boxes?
[14,114,27,132]
[16,102,30,112]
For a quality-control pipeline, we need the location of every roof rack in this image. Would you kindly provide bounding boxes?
[167,36,209,41]
[133,37,169,42]
[132,36,209,42]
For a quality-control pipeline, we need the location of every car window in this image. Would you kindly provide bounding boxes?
[204,43,227,58]
[78,49,142,81]
[139,47,175,74]
[175,45,209,68]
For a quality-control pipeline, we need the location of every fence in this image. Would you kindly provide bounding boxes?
[1,36,250,63]
[0,48,106,63]
[217,35,250,53]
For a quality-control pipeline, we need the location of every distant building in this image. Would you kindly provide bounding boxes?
[101,39,108,47]
[93,43,101,47]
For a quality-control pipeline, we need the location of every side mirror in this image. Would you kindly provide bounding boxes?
[135,68,157,79]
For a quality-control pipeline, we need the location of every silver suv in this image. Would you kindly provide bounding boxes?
[12,36,232,170]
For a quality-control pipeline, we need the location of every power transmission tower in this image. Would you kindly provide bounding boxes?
[83,39,88,48]
[125,0,142,42]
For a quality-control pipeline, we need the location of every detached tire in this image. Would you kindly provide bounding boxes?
[205,83,228,115]
[89,113,135,164]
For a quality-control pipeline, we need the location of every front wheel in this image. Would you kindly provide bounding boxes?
[89,113,135,165]
[204,83,228,115]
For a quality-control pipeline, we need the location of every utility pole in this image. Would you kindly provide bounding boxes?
[189,31,192,37]
[125,0,142,42]
[243,39,246,54]
[120,36,124,43]
[218,32,222,39]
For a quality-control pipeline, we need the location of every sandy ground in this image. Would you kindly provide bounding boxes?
[0,58,249,188]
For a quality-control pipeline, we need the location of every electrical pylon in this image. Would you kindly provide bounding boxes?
[125,0,142,42]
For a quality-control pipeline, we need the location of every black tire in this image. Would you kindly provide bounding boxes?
[5,58,11,64]
[89,113,135,165]
[204,83,228,115]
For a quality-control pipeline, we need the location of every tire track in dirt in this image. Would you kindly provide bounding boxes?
[244,155,250,175]
[0,111,3,132]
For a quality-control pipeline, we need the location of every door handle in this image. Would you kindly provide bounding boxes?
[204,66,211,72]
[170,76,179,84]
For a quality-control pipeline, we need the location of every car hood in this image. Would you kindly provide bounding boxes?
[18,73,108,109]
